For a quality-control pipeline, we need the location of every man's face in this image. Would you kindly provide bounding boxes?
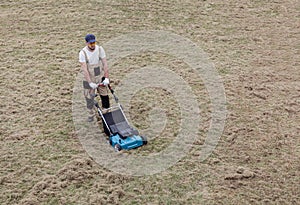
[87,42,96,50]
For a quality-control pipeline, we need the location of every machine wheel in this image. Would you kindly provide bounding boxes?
[141,136,147,145]
[114,144,122,152]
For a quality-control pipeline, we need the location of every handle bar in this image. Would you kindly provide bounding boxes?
[97,83,118,103]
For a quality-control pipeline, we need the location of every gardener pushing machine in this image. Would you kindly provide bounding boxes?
[79,34,110,122]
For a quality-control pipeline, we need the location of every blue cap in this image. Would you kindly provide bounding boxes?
[85,34,96,43]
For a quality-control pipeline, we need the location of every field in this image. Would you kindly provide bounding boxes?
[1,0,299,204]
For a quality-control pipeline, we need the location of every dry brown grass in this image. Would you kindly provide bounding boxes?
[1,0,299,204]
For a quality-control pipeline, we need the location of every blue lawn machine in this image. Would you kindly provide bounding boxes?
[94,84,147,152]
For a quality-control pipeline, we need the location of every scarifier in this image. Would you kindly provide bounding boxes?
[94,82,147,152]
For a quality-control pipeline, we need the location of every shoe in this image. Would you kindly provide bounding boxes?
[87,116,94,122]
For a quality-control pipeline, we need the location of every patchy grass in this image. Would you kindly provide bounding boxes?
[1,0,299,204]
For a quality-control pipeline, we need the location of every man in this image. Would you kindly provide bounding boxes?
[79,34,110,122]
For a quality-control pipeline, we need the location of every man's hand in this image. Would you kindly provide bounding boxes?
[102,78,109,86]
[89,82,98,89]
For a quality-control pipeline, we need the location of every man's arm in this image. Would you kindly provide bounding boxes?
[101,57,109,78]
[80,62,92,83]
